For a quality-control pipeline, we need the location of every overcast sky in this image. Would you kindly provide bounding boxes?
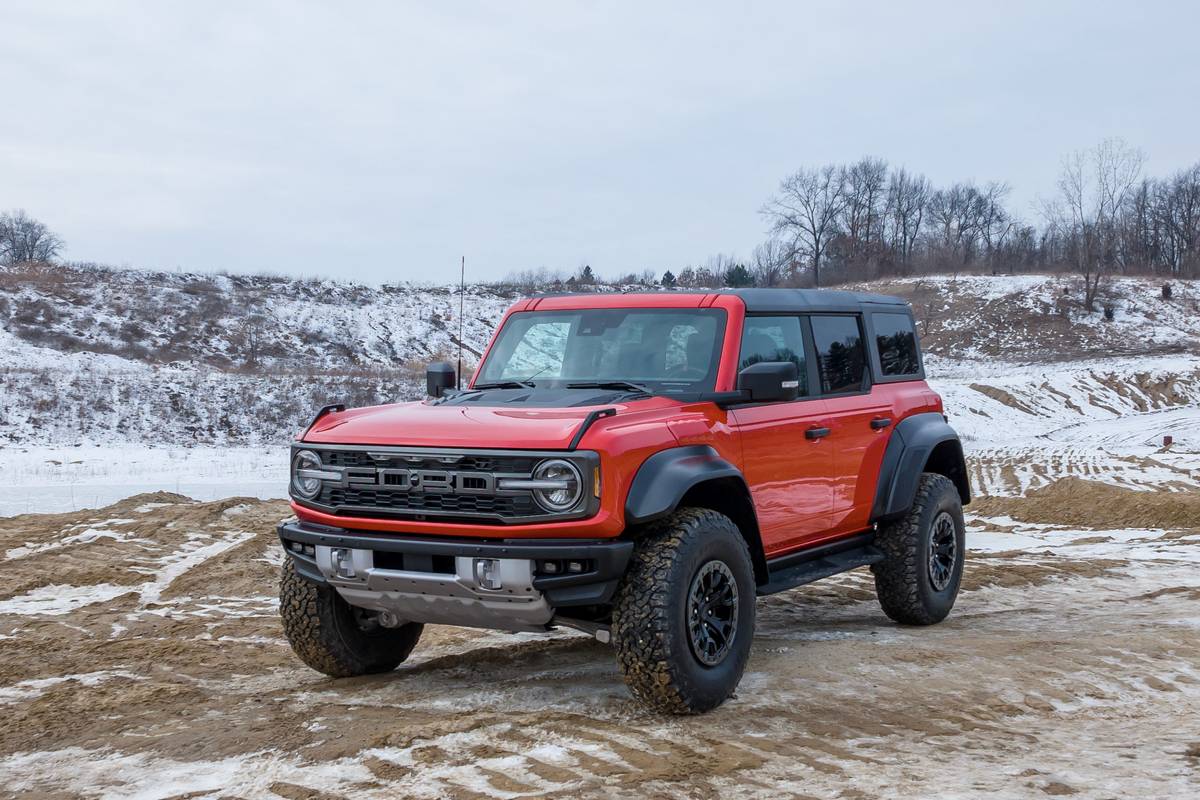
[4,1,1198,283]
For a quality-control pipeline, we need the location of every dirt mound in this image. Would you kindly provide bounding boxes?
[971,477,1200,529]
[969,383,1042,415]
[0,493,290,601]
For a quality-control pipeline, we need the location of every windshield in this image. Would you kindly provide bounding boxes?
[476,308,727,393]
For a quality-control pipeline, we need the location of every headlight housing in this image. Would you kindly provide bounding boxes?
[530,458,583,512]
[290,449,324,499]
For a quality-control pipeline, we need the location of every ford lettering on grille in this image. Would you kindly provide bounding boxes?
[339,467,496,494]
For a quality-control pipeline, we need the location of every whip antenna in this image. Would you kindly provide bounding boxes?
[457,255,465,389]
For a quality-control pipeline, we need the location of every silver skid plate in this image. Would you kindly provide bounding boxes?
[314,545,554,632]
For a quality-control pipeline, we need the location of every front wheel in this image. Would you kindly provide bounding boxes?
[612,508,756,714]
[279,559,423,677]
[871,472,965,625]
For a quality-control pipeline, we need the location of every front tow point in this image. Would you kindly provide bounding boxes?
[473,558,503,590]
[331,547,356,579]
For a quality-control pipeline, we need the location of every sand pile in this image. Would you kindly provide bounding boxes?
[971,476,1200,529]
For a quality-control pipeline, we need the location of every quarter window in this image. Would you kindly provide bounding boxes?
[873,312,920,376]
[811,315,867,394]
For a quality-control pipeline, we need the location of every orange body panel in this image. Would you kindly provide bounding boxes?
[729,400,831,555]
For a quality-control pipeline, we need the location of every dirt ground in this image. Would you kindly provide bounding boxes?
[0,489,1198,799]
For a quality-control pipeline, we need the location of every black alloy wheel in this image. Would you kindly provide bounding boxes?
[687,559,740,666]
[928,511,958,592]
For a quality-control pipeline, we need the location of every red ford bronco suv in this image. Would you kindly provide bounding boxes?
[278,289,969,713]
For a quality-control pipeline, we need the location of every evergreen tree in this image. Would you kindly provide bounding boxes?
[724,263,754,287]
[661,270,677,288]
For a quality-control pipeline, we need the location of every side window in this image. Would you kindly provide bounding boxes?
[873,312,920,377]
[811,315,868,394]
[739,316,808,396]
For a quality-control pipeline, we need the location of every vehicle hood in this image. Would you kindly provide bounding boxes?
[302,396,673,450]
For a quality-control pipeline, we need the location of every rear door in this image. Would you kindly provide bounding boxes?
[808,314,893,537]
[729,315,832,556]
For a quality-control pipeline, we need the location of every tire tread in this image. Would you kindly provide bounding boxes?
[872,472,960,626]
[279,559,422,677]
[612,508,753,714]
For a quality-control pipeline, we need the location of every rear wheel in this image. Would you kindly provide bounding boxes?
[612,508,756,714]
[279,559,423,677]
[872,472,965,625]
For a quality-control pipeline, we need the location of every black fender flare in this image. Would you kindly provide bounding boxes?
[871,412,971,523]
[624,445,747,525]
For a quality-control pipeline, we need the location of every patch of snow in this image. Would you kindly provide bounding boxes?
[0,530,256,616]
[0,747,377,800]
[0,583,135,616]
[0,670,144,704]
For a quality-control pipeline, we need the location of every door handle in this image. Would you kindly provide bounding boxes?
[870,417,893,430]
[805,426,831,440]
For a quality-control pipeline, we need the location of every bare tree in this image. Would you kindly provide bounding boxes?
[750,239,788,286]
[976,181,1015,262]
[703,253,739,277]
[761,165,848,287]
[1044,138,1145,310]
[926,183,976,271]
[841,157,889,265]
[0,210,64,266]
[1156,164,1200,277]
[884,168,929,273]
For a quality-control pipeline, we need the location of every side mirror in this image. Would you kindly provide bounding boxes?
[736,361,800,403]
[426,361,456,398]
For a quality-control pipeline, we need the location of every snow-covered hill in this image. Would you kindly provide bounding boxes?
[2,266,1198,450]
[0,265,521,445]
[0,264,517,370]
[850,274,1200,362]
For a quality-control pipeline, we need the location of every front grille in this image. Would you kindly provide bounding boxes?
[294,445,597,525]
[323,486,538,517]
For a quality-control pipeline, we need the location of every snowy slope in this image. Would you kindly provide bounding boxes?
[0,265,516,370]
[2,267,1198,452]
[852,275,1200,361]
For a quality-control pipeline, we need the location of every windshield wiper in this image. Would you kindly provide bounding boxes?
[566,380,655,396]
[472,380,537,390]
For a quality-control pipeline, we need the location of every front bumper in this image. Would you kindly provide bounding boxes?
[278,520,633,631]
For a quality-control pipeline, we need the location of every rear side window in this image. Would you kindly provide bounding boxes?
[739,316,808,396]
[873,312,920,376]
[811,315,867,394]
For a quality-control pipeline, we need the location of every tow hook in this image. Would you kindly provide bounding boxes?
[331,548,355,579]
[473,558,503,590]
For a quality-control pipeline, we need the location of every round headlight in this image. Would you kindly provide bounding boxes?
[291,449,323,499]
[531,458,583,512]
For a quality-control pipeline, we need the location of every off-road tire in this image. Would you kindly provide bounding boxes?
[612,508,756,714]
[279,559,423,677]
[872,472,965,625]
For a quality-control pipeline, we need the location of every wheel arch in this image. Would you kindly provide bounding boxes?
[871,412,971,524]
[624,445,768,584]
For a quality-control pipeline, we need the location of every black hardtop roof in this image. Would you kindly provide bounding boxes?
[727,288,909,313]
[523,287,911,314]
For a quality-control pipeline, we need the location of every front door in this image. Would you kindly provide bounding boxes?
[729,315,832,556]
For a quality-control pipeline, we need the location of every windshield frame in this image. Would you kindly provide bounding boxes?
[473,307,729,395]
